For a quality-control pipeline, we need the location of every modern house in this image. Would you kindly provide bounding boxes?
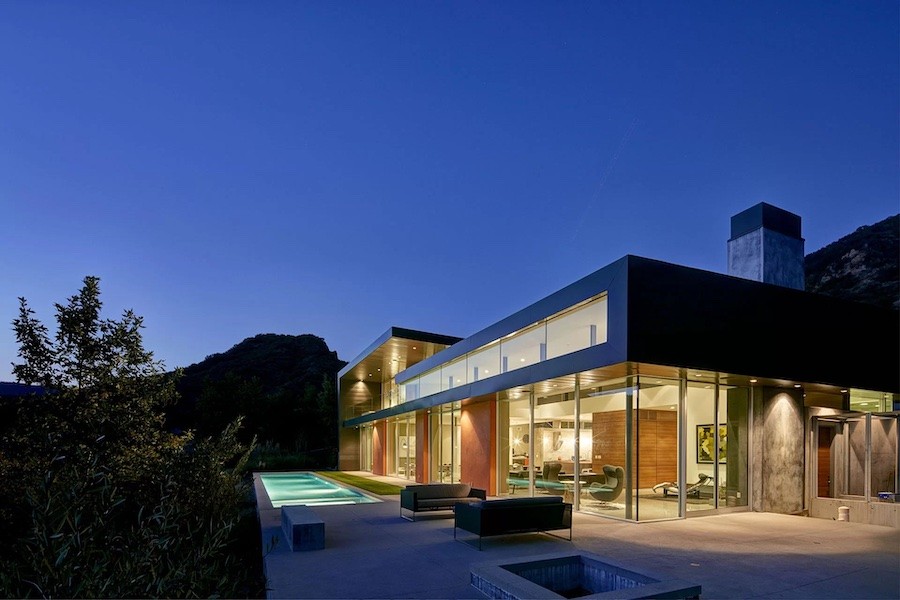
[338,204,899,526]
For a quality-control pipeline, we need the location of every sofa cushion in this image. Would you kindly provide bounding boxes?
[406,483,471,500]
[478,496,563,509]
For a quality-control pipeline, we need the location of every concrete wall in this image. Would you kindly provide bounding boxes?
[871,416,897,496]
[727,228,804,290]
[460,402,496,494]
[728,229,763,282]
[752,387,805,514]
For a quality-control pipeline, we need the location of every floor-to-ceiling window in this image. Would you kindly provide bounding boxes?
[360,424,373,472]
[684,379,750,513]
[814,411,899,502]
[633,377,680,520]
[578,377,635,519]
[430,404,460,483]
[387,415,415,480]
[500,392,532,496]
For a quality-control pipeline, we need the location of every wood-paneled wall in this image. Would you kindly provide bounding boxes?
[592,409,677,489]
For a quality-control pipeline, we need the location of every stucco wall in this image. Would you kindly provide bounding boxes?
[373,420,386,476]
[460,402,495,494]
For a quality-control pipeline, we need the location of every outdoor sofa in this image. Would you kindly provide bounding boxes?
[453,496,573,550]
[400,483,486,521]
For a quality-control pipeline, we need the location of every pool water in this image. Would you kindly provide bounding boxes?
[259,472,381,507]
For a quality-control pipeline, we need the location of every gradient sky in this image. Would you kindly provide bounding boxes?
[2,1,898,379]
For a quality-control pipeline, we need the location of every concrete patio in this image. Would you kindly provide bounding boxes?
[256,473,900,599]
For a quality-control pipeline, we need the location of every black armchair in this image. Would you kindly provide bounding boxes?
[587,465,625,505]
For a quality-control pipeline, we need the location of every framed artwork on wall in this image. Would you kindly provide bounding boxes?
[697,424,727,463]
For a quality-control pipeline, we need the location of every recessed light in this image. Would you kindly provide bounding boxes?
[704,385,711,389]
[412,346,416,350]
[377,368,381,371]
[694,374,703,378]
[794,384,802,388]
[750,379,758,383]
[484,370,489,374]
[841,389,848,393]
[368,373,372,376]
[655,380,662,384]
[520,358,526,362]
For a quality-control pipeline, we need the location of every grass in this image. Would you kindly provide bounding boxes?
[315,471,403,495]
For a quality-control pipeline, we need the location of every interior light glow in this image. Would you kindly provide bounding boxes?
[794,384,802,388]
[841,389,848,393]
[520,358,525,362]
[750,379,758,383]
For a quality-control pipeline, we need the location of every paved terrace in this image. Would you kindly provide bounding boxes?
[257,472,900,599]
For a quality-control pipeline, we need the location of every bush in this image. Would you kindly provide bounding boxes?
[0,277,266,598]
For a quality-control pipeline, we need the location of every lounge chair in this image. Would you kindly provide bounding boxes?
[652,473,712,498]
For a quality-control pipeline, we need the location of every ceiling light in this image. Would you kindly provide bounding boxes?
[368,373,373,377]
[750,379,758,383]
[794,384,802,388]
[704,385,711,389]
[694,374,703,378]
[841,389,848,393]
[520,358,526,362]
[412,346,417,350]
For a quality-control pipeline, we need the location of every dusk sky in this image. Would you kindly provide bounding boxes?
[2,1,898,379]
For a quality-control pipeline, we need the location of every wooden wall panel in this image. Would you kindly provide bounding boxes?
[592,409,677,490]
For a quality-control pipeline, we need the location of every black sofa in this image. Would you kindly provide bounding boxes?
[453,496,573,549]
[400,483,486,521]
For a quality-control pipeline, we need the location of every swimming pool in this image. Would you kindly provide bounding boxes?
[258,472,381,507]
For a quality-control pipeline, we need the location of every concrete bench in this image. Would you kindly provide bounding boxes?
[281,506,324,551]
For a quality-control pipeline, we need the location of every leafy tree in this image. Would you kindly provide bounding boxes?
[0,276,261,598]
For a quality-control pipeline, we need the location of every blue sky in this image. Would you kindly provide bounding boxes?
[2,1,897,378]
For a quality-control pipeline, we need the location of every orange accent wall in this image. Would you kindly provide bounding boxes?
[416,412,428,483]
[373,420,386,475]
[460,402,496,494]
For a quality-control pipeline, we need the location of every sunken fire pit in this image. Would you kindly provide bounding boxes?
[470,552,701,599]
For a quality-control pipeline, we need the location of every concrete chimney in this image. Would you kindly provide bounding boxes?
[727,202,805,290]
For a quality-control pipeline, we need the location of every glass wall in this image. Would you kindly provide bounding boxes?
[547,297,608,359]
[578,378,634,519]
[502,324,546,373]
[360,424,373,472]
[398,294,607,403]
[388,415,415,480]
[684,381,750,513]
[633,378,680,520]
[501,394,532,496]
[430,404,460,483]
[816,412,899,500]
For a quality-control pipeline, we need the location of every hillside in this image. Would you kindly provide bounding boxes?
[805,214,899,310]
[177,333,346,403]
[168,334,347,466]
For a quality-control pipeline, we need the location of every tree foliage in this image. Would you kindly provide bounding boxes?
[0,276,261,598]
